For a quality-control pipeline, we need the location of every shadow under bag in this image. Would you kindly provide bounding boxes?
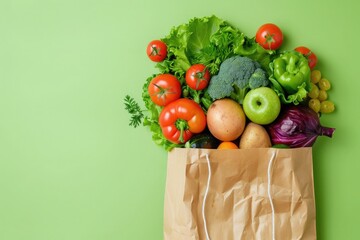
[164,147,316,240]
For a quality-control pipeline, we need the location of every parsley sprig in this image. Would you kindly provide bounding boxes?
[124,95,144,128]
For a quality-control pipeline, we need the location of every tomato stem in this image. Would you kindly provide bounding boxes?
[264,33,275,50]
[152,83,177,104]
[150,46,160,56]
[304,51,312,58]
[193,67,208,89]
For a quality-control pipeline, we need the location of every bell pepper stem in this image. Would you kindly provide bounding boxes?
[287,55,298,74]
[175,119,189,143]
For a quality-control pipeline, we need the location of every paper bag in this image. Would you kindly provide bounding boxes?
[164,147,316,240]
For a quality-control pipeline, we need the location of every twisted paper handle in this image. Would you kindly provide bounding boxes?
[202,154,212,240]
[267,151,277,240]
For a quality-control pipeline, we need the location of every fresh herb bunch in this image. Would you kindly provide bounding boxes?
[123,95,144,128]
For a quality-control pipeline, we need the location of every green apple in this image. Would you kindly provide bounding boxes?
[243,87,281,125]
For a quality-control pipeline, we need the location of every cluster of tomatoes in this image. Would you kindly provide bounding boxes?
[146,65,210,107]
[146,40,211,144]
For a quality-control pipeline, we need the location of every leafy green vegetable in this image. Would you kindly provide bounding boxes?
[186,16,223,59]
[206,56,269,104]
[156,15,275,77]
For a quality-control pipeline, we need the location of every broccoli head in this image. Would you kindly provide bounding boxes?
[206,55,269,104]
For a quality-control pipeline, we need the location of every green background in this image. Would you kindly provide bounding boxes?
[1,0,359,239]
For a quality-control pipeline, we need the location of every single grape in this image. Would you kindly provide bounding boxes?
[319,78,331,91]
[308,98,321,113]
[311,70,321,84]
[320,100,335,113]
[318,89,328,101]
[308,83,319,99]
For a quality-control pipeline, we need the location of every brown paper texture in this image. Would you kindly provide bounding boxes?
[164,148,316,240]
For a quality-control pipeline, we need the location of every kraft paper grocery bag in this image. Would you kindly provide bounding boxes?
[164,147,316,240]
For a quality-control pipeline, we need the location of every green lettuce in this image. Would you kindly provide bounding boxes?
[156,15,274,77]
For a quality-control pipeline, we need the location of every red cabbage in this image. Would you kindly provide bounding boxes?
[267,105,335,148]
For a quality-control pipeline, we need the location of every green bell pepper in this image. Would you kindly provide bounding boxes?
[269,50,311,104]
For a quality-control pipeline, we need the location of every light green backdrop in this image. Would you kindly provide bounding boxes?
[1,0,359,239]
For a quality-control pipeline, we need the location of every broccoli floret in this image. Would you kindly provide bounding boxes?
[206,74,234,99]
[206,55,269,104]
[249,68,269,89]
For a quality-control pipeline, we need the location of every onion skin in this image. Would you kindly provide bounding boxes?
[267,105,335,148]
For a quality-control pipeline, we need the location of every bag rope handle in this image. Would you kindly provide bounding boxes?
[203,154,212,240]
[267,151,277,240]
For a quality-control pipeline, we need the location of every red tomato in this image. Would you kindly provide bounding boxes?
[159,98,206,143]
[185,64,211,90]
[294,46,318,70]
[255,23,283,50]
[146,40,167,62]
[148,74,181,106]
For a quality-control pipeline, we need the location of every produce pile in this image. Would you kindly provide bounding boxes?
[124,16,335,151]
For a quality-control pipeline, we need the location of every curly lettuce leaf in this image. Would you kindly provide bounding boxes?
[186,16,224,60]
[157,15,275,77]
[158,15,240,76]
[198,24,245,74]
